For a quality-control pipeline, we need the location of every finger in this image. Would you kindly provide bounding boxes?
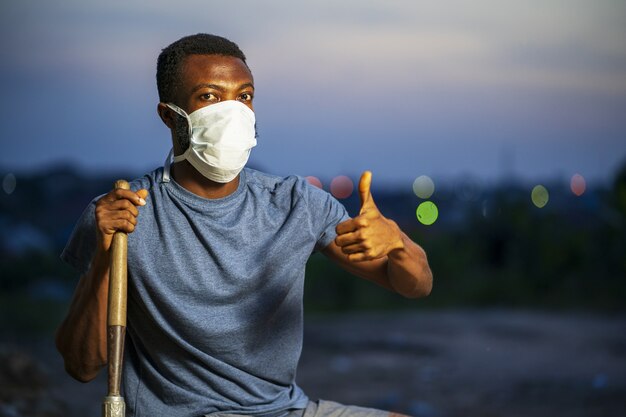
[334,231,363,247]
[336,216,369,235]
[136,188,149,202]
[98,211,137,233]
[336,219,358,235]
[358,171,373,215]
[347,247,385,262]
[98,198,139,217]
[111,198,140,216]
[108,189,147,206]
[98,207,138,229]
[340,242,368,255]
[101,218,136,235]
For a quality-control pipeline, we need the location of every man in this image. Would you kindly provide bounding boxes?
[56,34,432,417]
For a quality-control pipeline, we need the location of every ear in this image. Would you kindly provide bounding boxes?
[157,103,177,129]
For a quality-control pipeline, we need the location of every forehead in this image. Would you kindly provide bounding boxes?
[178,54,253,89]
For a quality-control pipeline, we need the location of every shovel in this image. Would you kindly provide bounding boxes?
[102,179,129,417]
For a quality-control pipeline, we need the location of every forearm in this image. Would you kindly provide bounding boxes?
[55,250,110,382]
[386,232,433,298]
[325,227,433,298]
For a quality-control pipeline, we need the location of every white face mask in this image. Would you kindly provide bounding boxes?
[166,100,257,183]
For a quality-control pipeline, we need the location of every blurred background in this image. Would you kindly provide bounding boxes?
[1,1,625,416]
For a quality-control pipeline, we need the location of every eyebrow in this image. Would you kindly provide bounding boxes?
[191,82,255,93]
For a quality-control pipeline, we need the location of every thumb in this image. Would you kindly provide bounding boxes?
[358,171,374,214]
[136,189,149,199]
[136,189,149,205]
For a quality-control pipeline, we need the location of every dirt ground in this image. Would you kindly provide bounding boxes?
[2,309,625,417]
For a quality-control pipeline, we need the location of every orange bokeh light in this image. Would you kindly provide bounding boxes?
[330,175,354,199]
[570,174,586,196]
[306,176,323,189]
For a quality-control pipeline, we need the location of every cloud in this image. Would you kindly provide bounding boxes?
[1,0,624,182]
[3,0,625,94]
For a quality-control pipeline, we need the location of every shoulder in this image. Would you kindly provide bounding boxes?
[243,168,311,198]
[243,168,344,213]
[128,167,163,192]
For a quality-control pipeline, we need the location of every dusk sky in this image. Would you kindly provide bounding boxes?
[1,0,625,188]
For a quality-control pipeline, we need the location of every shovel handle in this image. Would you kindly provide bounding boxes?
[103,179,129,417]
[108,179,129,327]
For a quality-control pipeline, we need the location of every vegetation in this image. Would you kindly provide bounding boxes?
[1,163,624,333]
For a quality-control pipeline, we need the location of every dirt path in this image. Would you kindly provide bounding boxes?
[2,310,625,416]
[299,310,626,416]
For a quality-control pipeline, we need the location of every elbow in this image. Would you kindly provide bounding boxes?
[403,286,431,300]
[400,243,433,299]
[402,270,433,299]
[64,361,101,383]
[59,345,104,383]
[55,328,103,383]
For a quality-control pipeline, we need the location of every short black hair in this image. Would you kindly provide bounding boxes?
[156,33,247,103]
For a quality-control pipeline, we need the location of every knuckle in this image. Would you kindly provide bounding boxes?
[95,200,107,212]
[125,211,138,224]
[98,222,113,235]
[122,199,135,210]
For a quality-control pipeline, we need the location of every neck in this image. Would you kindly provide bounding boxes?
[171,160,240,199]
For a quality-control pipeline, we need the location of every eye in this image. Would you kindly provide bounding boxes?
[238,92,254,102]
[200,93,219,102]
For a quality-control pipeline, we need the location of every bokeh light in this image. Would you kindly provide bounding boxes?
[2,173,16,195]
[482,199,501,218]
[305,176,323,189]
[412,175,435,199]
[570,173,586,196]
[531,185,549,208]
[330,175,354,199]
[416,201,439,225]
[455,177,482,202]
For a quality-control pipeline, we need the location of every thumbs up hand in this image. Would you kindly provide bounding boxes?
[335,171,405,262]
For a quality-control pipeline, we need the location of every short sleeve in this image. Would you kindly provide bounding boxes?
[60,198,99,276]
[60,173,153,276]
[299,179,350,251]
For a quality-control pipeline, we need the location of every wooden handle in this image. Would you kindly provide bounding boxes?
[108,179,130,327]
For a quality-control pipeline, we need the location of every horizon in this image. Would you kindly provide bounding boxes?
[2,159,621,193]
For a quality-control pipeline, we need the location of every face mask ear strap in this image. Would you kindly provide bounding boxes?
[165,103,192,139]
[162,149,174,183]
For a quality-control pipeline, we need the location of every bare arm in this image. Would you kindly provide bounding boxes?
[55,188,148,382]
[55,250,110,381]
[323,171,432,298]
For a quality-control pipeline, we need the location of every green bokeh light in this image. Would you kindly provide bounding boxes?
[531,185,549,208]
[416,201,438,225]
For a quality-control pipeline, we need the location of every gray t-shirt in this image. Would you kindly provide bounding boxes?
[61,167,349,417]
